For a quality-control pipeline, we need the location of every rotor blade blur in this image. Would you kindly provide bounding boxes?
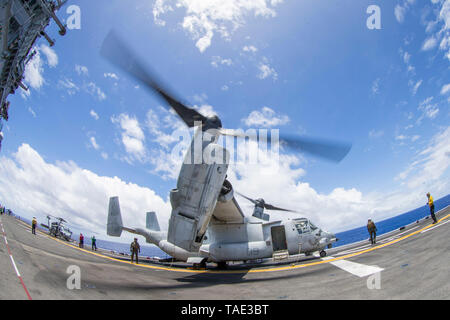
[100,31,206,127]
[263,203,298,213]
[276,134,352,163]
[235,192,257,205]
[219,129,351,163]
[236,192,299,213]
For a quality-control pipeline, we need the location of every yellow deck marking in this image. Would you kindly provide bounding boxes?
[14,213,450,275]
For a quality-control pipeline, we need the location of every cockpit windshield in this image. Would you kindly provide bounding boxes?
[310,222,318,231]
[294,219,309,234]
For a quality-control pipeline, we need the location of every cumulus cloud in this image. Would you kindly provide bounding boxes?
[104,72,119,80]
[441,83,450,95]
[422,36,438,51]
[89,137,100,150]
[111,113,147,162]
[1,123,448,239]
[75,65,89,76]
[0,144,171,240]
[257,60,278,80]
[243,45,258,53]
[85,82,106,101]
[242,106,289,127]
[152,0,284,52]
[394,0,416,23]
[39,45,58,68]
[211,56,233,68]
[422,0,450,60]
[23,49,45,90]
[22,45,59,92]
[90,109,99,120]
[58,78,79,96]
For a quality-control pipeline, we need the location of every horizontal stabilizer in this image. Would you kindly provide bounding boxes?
[146,211,160,231]
[107,196,123,237]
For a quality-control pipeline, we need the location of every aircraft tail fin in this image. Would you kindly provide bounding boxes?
[107,196,123,237]
[146,212,160,231]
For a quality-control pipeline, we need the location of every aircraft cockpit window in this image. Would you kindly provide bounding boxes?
[310,222,318,231]
[295,220,309,234]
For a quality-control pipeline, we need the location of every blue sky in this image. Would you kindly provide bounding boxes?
[0,0,449,240]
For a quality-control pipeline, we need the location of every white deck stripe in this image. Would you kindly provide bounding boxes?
[9,255,21,277]
[420,220,450,233]
[328,259,384,278]
[314,252,384,277]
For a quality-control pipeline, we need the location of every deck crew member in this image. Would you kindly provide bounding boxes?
[79,233,84,248]
[31,217,37,235]
[427,193,437,224]
[91,235,97,251]
[367,219,377,245]
[130,238,140,264]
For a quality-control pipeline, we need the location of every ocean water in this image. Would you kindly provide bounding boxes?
[10,194,450,258]
[334,194,450,247]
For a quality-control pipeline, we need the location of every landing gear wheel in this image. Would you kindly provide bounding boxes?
[320,250,327,258]
[217,261,227,269]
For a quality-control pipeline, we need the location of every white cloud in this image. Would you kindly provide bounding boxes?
[242,106,289,127]
[28,107,37,118]
[153,0,284,52]
[85,82,106,101]
[90,110,99,120]
[257,60,278,80]
[395,5,407,23]
[403,51,411,64]
[411,135,420,142]
[90,137,100,150]
[423,0,450,60]
[243,45,258,53]
[58,78,79,96]
[0,144,171,239]
[411,79,423,95]
[39,45,58,67]
[111,113,146,162]
[396,126,450,191]
[441,83,450,95]
[23,49,44,90]
[394,0,416,23]
[104,72,119,80]
[1,124,448,239]
[422,36,438,51]
[75,65,89,76]
[371,78,380,95]
[417,96,439,123]
[211,56,233,68]
[22,45,58,92]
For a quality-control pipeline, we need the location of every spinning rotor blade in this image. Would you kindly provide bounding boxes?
[236,192,298,213]
[220,129,351,163]
[235,192,257,205]
[100,31,207,127]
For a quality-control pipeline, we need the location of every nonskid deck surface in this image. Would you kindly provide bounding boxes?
[0,206,449,300]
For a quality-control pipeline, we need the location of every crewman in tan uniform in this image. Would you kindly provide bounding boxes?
[130,238,140,264]
[367,219,377,245]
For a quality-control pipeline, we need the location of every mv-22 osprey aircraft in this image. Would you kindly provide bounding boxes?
[101,32,350,268]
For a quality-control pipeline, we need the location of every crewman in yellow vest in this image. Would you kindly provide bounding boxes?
[32,217,37,235]
[427,193,437,224]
